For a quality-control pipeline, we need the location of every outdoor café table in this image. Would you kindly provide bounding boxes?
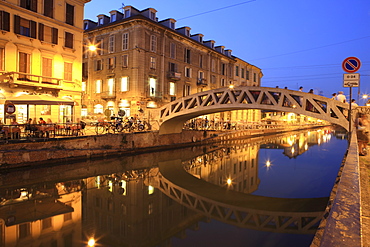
[36,125,55,138]
[2,126,21,139]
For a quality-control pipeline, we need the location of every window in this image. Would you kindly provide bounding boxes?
[82,81,86,92]
[170,43,176,59]
[0,11,10,32]
[183,84,190,97]
[150,35,157,52]
[95,80,102,93]
[150,11,156,20]
[97,40,104,55]
[108,35,115,53]
[122,33,129,50]
[211,75,216,84]
[19,52,30,74]
[43,0,53,18]
[253,73,257,82]
[65,3,74,26]
[38,24,58,44]
[211,59,215,72]
[95,60,103,71]
[42,218,52,230]
[150,57,156,69]
[168,62,177,73]
[185,67,191,78]
[98,17,104,25]
[20,0,37,12]
[184,48,191,64]
[121,76,129,91]
[235,66,239,76]
[19,223,31,239]
[111,14,116,22]
[241,68,245,78]
[169,82,175,96]
[124,9,130,18]
[198,71,204,79]
[107,78,115,94]
[221,78,226,87]
[42,57,52,81]
[221,63,226,76]
[14,16,36,38]
[64,62,72,81]
[149,78,156,97]
[64,32,74,49]
[199,55,203,68]
[108,57,115,69]
[246,70,249,80]
[122,54,128,68]
[0,48,3,71]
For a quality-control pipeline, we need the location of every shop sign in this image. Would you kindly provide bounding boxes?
[5,103,16,114]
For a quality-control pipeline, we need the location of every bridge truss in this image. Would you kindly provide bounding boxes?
[159,87,349,134]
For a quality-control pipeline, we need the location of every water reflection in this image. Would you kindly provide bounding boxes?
[0,127,347,246]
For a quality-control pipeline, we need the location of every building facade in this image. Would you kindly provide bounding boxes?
[0,0,90,124]
[83,6,263,123]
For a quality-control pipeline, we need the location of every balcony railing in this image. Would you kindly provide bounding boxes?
[0,71,63,88]
[100,91,116,99]
[197,78,207,87]
[167,71,181,80]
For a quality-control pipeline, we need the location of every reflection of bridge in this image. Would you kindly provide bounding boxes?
[157,160,328,234]
[159,87,349,134]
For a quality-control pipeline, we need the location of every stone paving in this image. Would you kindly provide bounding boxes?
[360,153,370,246]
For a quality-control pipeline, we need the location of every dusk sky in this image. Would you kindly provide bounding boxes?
[84,0,370,103]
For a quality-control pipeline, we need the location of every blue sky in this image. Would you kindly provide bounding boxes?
[84,0,370,102]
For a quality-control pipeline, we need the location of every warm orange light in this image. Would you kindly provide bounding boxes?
[88,45,97,52]
[227,178,232,186]
[87,238,95,247]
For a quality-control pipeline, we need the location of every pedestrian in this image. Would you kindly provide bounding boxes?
[356,113,369,156]
[308,89,314,94]
[299,86,303,92]
[336,91,346,103]
[351,99,358,107]
[331,93,337,100]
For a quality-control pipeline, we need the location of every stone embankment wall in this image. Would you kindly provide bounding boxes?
[0,125,327,168]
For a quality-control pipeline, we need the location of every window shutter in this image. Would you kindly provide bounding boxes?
[52,28,58,44]
[31,0,37,12]
[30,20,36,39]
[20,0,27,8]
[44,0,53,18]
[1,11,10,31]
[14,15,20,34]
[38,23,44,41]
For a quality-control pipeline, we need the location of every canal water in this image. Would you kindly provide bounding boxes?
[0,127,348,247]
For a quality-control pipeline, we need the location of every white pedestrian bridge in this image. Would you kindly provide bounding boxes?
[159,86,350,135]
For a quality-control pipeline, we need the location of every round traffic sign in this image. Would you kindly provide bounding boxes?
[5,103,16,114]
[342,57,361,73]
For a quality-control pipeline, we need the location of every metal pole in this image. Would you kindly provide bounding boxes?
[349,86,352,134]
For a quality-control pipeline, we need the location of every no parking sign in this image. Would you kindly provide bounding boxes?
[342,57,361,73]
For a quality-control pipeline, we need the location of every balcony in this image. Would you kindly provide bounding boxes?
[167,71,181,81]
[100,91,116,99]
[0,71,63,89]
[197,78,208,87]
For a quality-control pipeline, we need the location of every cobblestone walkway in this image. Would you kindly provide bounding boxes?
[359,154,370,246]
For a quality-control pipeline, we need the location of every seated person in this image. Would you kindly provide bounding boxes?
[38,117,46,125]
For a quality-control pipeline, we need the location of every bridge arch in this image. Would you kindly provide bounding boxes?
[159,86,349,135]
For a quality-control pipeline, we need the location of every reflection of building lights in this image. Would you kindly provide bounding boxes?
[88,238,96,247]
[108,181,113,192]
[227,178,232,186]
[318,138,321,145]
[304,143,308,150]
[148,185,154,195]
[291,147,295,154]
[96,176,101,189]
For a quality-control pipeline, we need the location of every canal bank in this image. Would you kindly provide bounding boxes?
[0,125,328,169]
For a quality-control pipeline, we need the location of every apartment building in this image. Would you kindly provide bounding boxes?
[0,0,90,124]
[83,6,263,122]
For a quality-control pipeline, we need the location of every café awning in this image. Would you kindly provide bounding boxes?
[5,94,75,105]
